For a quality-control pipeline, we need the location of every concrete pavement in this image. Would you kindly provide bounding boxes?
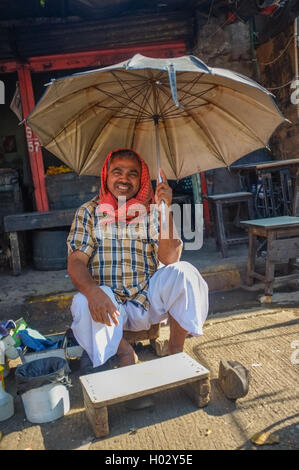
[0,306,298,450]
[0,239,298,450]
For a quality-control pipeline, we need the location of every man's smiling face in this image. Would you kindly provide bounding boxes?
[106,155,141,200]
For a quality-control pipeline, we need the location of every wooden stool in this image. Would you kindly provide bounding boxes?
[208,192,254,257]
[123,323,169,357]
[80,352,210,438]
[241,216,299,297]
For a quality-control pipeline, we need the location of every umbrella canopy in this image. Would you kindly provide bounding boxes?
[27,54,286,180]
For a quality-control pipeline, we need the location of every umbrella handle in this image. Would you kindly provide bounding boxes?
[155,121,166,230]
[158,171,167,230]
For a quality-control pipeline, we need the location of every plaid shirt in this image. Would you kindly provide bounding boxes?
[67,197,160,309]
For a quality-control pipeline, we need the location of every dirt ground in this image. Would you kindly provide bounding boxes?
[0,294,298,451]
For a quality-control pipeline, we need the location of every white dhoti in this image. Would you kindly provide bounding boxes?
[70,261,209,367]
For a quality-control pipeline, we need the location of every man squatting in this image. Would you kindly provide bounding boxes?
[67,149,209,374]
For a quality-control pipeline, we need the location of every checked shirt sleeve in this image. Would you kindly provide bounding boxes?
[67,203,96,258]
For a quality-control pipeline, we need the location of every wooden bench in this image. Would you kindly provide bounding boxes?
[3,209,76,275]
[241,216,299,298]
[80,352,210,438]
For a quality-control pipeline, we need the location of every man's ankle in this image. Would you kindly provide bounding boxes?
[168,344,184,355]
[117,338,138,367]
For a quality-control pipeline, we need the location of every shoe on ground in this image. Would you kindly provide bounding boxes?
[218,360,250,400]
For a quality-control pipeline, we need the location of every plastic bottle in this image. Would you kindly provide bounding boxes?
[0,366,14,421]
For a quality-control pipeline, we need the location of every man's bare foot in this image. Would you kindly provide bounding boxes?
[117,338,138,367]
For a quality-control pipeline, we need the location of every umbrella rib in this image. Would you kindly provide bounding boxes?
[158,74,214,115]
[49,84,152,151]
[50,81,153,142]
[135,83,157,120]
[65,81,155,139]
[151,69,180,116]
[174,73,207,103]
[155,83,228,160]
[156,79,216,118]
[183,109,228,163]
[110,71,154,118]
[101,69,166,118]
[201,95,267,147]
[130,84,154,148]
[159,116,180,178]
[170,84,269,146]
[162,104,209,119]
[179,86,217,108]
[92,85,153,119]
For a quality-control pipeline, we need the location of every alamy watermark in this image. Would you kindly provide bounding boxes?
[290,79,299,105]
[0,80,4,104]
[95,199,204,250]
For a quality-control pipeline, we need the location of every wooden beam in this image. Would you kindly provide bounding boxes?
[17,65,49,211]
[0,41,187,73]
[4,209,76,232]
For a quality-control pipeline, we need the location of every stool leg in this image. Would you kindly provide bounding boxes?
[184,377,211,408]
[247,197,255,219]
[265,233,275,296]
[150,337,169,357]
[246,230,256,286]
[9,231,21,275]
[210,203,220,250]
[215,201,227,257]
[82,388,109,438]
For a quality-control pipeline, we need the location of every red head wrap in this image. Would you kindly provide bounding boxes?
[98,149,155,224]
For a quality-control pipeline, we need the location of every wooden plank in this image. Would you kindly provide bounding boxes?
[275,228,299,238]
[9,231,21,275]
[232,158,299,171]
[82,387,109,438]
[4,208,76,232]
[184,377,211,408]
[265,232,275,295]
[273,273,299,282]
[2,13,192,61]
[249,271,265,282]
[225,237,248,244]
[268,238,299,262]
[80,352,209,408]
[123,323,160,344]
[255,158,299,170]
[241,216,299,229]
[246,232,257,286]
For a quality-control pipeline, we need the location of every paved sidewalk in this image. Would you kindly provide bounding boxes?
[0,306,298,450]
[0,238,249,306]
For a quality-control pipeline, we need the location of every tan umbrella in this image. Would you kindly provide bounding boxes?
[27,54,286,180]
